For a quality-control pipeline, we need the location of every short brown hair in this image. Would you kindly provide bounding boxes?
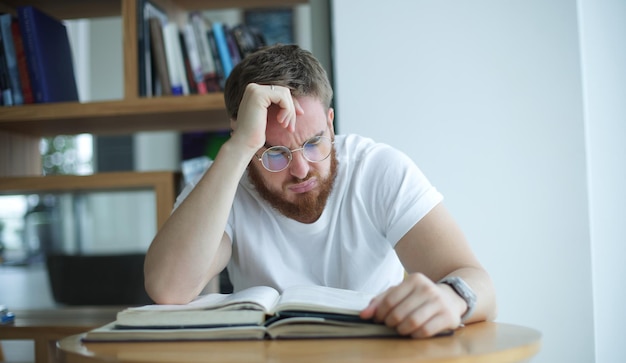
[224,44,333,120]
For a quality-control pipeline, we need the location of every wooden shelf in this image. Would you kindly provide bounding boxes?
[0,171,180,228]
[0,0,307,19]
[0,93,230,136]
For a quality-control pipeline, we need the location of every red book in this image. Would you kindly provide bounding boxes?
[10,19,33,104]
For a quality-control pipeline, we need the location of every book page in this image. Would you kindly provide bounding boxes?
[273,285,376,315]
[122,286,280,313]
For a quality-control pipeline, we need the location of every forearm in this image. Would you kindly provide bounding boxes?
[144,140,251,304]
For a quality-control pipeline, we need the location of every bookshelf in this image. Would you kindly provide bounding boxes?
[0,0,307,175]
[0,7,317,357]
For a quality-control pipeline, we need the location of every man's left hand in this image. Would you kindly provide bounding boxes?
[360,273,467,338]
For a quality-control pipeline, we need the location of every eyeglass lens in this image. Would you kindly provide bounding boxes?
[261,136,332,172]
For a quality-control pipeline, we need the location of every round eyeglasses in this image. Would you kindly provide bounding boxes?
[256,135,334,172]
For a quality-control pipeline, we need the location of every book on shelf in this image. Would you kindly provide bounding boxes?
[188,12,220,92]
[231,24,267,59]
[16,5,78,103]
[0,14,23,105]
[148,17,171,96]
[162,23,188,95]
[0,24,13,106]
[82,285,400,342]
[138,0,168,97]
[211,22,234,79]
[206,27,225,90]
[224,24,242,66]
[182,23,206,94]
[10,18,33,104]
[178,29,199,95]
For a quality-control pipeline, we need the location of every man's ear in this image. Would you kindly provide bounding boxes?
[229,118,237,131]
[327,108,335,134]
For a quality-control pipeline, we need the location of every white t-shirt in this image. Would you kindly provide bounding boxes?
[175,134,443,294]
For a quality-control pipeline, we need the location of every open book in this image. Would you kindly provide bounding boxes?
[83,285,400,341]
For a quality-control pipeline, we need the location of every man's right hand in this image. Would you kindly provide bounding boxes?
[230,83,303,155]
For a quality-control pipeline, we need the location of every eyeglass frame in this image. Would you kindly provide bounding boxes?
[254,134,335,172]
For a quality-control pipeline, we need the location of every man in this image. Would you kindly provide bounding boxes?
[144,44,497,338]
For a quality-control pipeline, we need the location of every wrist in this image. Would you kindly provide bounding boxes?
[439,283,468,319]
[223,133,262,158]
[219,137,259,165]
[438,276,477,323]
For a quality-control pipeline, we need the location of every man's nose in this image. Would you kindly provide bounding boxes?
[289,151,310,179]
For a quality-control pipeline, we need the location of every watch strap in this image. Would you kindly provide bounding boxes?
[438,276,477,323]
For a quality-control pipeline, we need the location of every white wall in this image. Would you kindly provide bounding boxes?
[577,0,626,362]
[331,0,621,362]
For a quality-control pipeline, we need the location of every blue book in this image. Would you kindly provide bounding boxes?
[16,6,78,103]
[211,22,233,78]
[0,34,13,106]
[0,14,23,105]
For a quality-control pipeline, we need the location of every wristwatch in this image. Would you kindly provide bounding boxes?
[438,276,476,323]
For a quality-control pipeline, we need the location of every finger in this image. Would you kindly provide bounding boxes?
[270,86,298,131]
[293,97,304,115]
[409,312,459,339]
[286,98,304,132]
[360,295,383,320]
[394,298,440,336]
[394,288,462,338]
[275,106,295,129]
[382,292,427,328]
[270,85,294,115]
[371,284,413,323]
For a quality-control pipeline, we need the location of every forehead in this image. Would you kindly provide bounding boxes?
[265,96,328,146]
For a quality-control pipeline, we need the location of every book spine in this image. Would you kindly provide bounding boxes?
[190,13,216,77]
[178,30,198,95]
[11,19,33,104]
[182,24,206,94]
[230,25,266,60]
[148,17,171,96]
[211,22,233,78]
[206,29,224,90]
[223,24,241,66]
[0,14,23,105]
[231,25,251,59]
[137,0,148,96]
[17,7,44,103]
[162,23,185,95]
[139,1,168,97]
[189,13,219,92]
[17,6,78,103]
[0,35,13,106]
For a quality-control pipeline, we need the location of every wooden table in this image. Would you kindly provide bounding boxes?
[56,322,541,363]
[0,307,120,363]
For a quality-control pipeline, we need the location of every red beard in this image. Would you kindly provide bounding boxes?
[247,149,338,223]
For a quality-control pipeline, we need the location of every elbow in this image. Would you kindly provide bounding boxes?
[480,287,498,322]
[143,267,198,305]
[144,278,170,305]
[144,279,196,305]
[487,298,499,321]
[143,256,196,305]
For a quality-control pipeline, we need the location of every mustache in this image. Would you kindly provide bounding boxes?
[286,174,315,185]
